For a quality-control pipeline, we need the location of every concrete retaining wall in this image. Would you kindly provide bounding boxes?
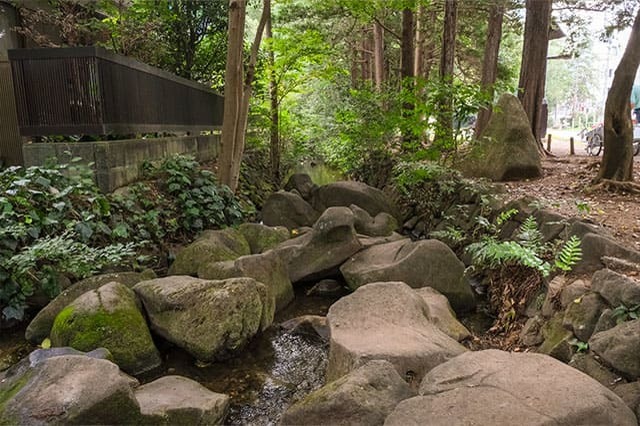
[22,134,219,192]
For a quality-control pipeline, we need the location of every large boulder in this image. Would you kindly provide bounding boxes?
[134,276,272,361]
[168,228,251,276]
[49,282,161,376]
[276,207,363,283]
[326,282,466,383]
[0,352,141,425]
[280,360,415,426]
[458,93,542,181]
[414,287,471,341]
[262,191,320,230]
[592,269,640,308]
[340,238,475,312]
[284,173,316,201]
[238,223,290,254]
[385,349,637,426]
[310,181,400,220]
[135,376,229,425]
[25,270,156,344]
[562,292,608,342]
[574,233,640,274]
[349,204,398,237]
[198,250,294,312]
[590,319,640,380]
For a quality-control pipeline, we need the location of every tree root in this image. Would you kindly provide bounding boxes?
[588,179,640,194]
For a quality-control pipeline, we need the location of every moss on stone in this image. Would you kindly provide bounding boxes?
[0,370,33,424]
[50,285,160,376]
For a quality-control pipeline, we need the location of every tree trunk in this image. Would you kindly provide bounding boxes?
[401,6,414,82]
[414,4,424,78]
[475,2,504,139]
[218,0,246,189]
[517,0,551,143]
[436,0,458,146]
[373,21,384,91]
[598,9,640,182]
[266,3,280,184]
[219,0,270,192]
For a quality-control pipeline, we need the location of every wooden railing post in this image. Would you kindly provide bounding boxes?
[546,134,552,151]
[570,136,575,155]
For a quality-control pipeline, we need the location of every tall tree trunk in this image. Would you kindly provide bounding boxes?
[475,2,504,139]
[598,9,640,182]
[218,0,246,189]
[373,21,384,91]
[266,3,279,184]
[517,0,551,143]
[423,7,438,81]
[436,0,457,146]
[414,4,424,78]
[219,0,270,192]
[401,6,415,82]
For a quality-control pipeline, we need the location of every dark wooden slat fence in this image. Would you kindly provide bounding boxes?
[8,47,224,136]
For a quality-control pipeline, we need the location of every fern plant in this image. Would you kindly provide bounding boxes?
[554,235,582,272]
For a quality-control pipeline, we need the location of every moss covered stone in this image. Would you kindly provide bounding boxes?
[25,270,157,344]
[238,223,290,254]
[168,228,251,276]
[134,276,268,362]
[50,282,161,376]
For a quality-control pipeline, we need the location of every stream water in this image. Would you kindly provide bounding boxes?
[142,282,343,425]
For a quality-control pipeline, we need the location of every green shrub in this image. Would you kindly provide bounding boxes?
[0,155,243,321]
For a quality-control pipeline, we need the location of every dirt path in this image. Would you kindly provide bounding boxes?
[503,154,640,251]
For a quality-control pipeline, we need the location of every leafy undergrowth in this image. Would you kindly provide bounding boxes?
[0,155,244,322]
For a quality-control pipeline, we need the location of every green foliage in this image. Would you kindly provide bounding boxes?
[568,337,589,353]
[0,155,243,322]
[611,303,640,324]
[554,235,583,272]
[466,214,582,278]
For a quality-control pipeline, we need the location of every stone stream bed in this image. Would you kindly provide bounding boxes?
[140,282,340,425]
[6,175,640,424]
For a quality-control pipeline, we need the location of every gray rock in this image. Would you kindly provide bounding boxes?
[560,279,591,308]
[520,315,545,346]
[603,256,640,273]
[284,173,316,201]
[0,354,141,425]
[49,282,161,376]
[168,228,251,276]
[569,352,622,388]
[541,275,567,318]
[135,375,229,425]
[306,279,345,297]
[238,223,290,254]
[276,207,362,283]
[262,191,320,230]
[457,94,542,181]
[385,350,636,426]
[563,292,608,342]
[613,382,640,417]
[349,204,397,237]
[25,270,156,344]
[326,282,466,384]
[414,287,471,341]
[538,312,575,362]
[280,360,415,426]
[311,181,400,221]
[280,315,329,341]
[534,209,568,242]
[592,269,640,308]
[590,319,640,380]
[198,250,293,312]
[340,238,475,313]
[594,308,618,335]
[134,276,272,362]
[357,232,405,250]
[574,233,640,274]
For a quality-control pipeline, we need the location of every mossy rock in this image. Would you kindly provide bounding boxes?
[25,270,156,344]
[238,223,290,254]
[50,282,161,376]
[168,228,251,276]
[0,354,141,425]
[538,312,574,362]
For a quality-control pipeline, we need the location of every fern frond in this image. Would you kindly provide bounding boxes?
[516,215,544,253]
[554,235,582,272]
